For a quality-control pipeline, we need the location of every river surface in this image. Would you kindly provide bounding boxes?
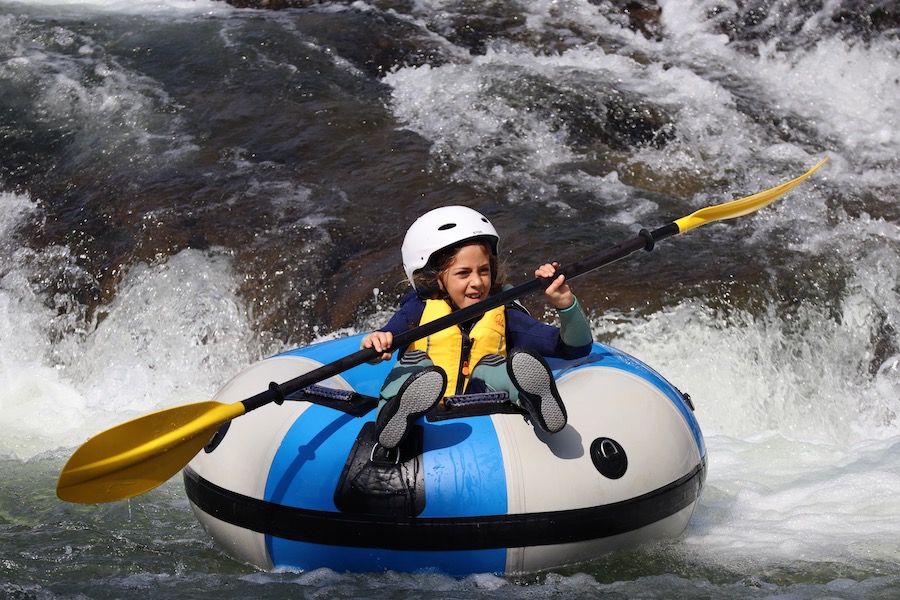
[1,0,899,598]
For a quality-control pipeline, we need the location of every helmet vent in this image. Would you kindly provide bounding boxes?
[438,223,457,231]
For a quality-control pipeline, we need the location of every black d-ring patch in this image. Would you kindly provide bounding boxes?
[590,437,628,479]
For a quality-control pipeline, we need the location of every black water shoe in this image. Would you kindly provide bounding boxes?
[507,347,567,433]
[375,366,446,449]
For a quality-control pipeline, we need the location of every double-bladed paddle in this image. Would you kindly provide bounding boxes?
[57,157,828,503]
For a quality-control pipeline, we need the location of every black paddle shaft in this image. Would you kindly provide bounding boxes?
[240,223,680,413]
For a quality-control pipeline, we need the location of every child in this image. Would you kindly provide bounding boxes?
[362,205,594,450]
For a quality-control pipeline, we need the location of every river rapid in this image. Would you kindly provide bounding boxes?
[1,0,899,598]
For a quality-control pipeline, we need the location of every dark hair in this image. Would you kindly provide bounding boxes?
[412,240,506,299]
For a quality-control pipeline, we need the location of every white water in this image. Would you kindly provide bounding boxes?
[1,0,899,596]
[0,193,266,460]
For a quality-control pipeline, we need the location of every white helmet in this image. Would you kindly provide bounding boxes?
[401,205,500,287]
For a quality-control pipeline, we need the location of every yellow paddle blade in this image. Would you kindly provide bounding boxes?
[57,400,246,504]
[674,157,829,233]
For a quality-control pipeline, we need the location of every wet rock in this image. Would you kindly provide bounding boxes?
[226,2,449,77]
[590,0,663,40]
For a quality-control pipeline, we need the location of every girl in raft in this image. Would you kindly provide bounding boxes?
[361,205,594,450]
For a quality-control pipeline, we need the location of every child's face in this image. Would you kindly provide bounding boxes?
[438,243,492,309]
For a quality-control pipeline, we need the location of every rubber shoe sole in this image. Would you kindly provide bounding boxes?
[376,366,446,449]
[507,347,567,433]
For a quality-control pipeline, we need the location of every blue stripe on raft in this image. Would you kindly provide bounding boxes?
[262,360,509,574]
[416,416,509,573]
[420,416,507,517]
[267,541,506,576]
[264,404,364,510]
[263,403,370,570]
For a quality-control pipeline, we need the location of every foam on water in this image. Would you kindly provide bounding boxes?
[754,38,898,161]
[596,293,900,572]
[0,192,266,460]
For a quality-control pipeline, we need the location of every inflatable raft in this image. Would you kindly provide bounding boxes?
[184,333,706,576]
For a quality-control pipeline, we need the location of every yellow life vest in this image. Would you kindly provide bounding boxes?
[407,299,507,395]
